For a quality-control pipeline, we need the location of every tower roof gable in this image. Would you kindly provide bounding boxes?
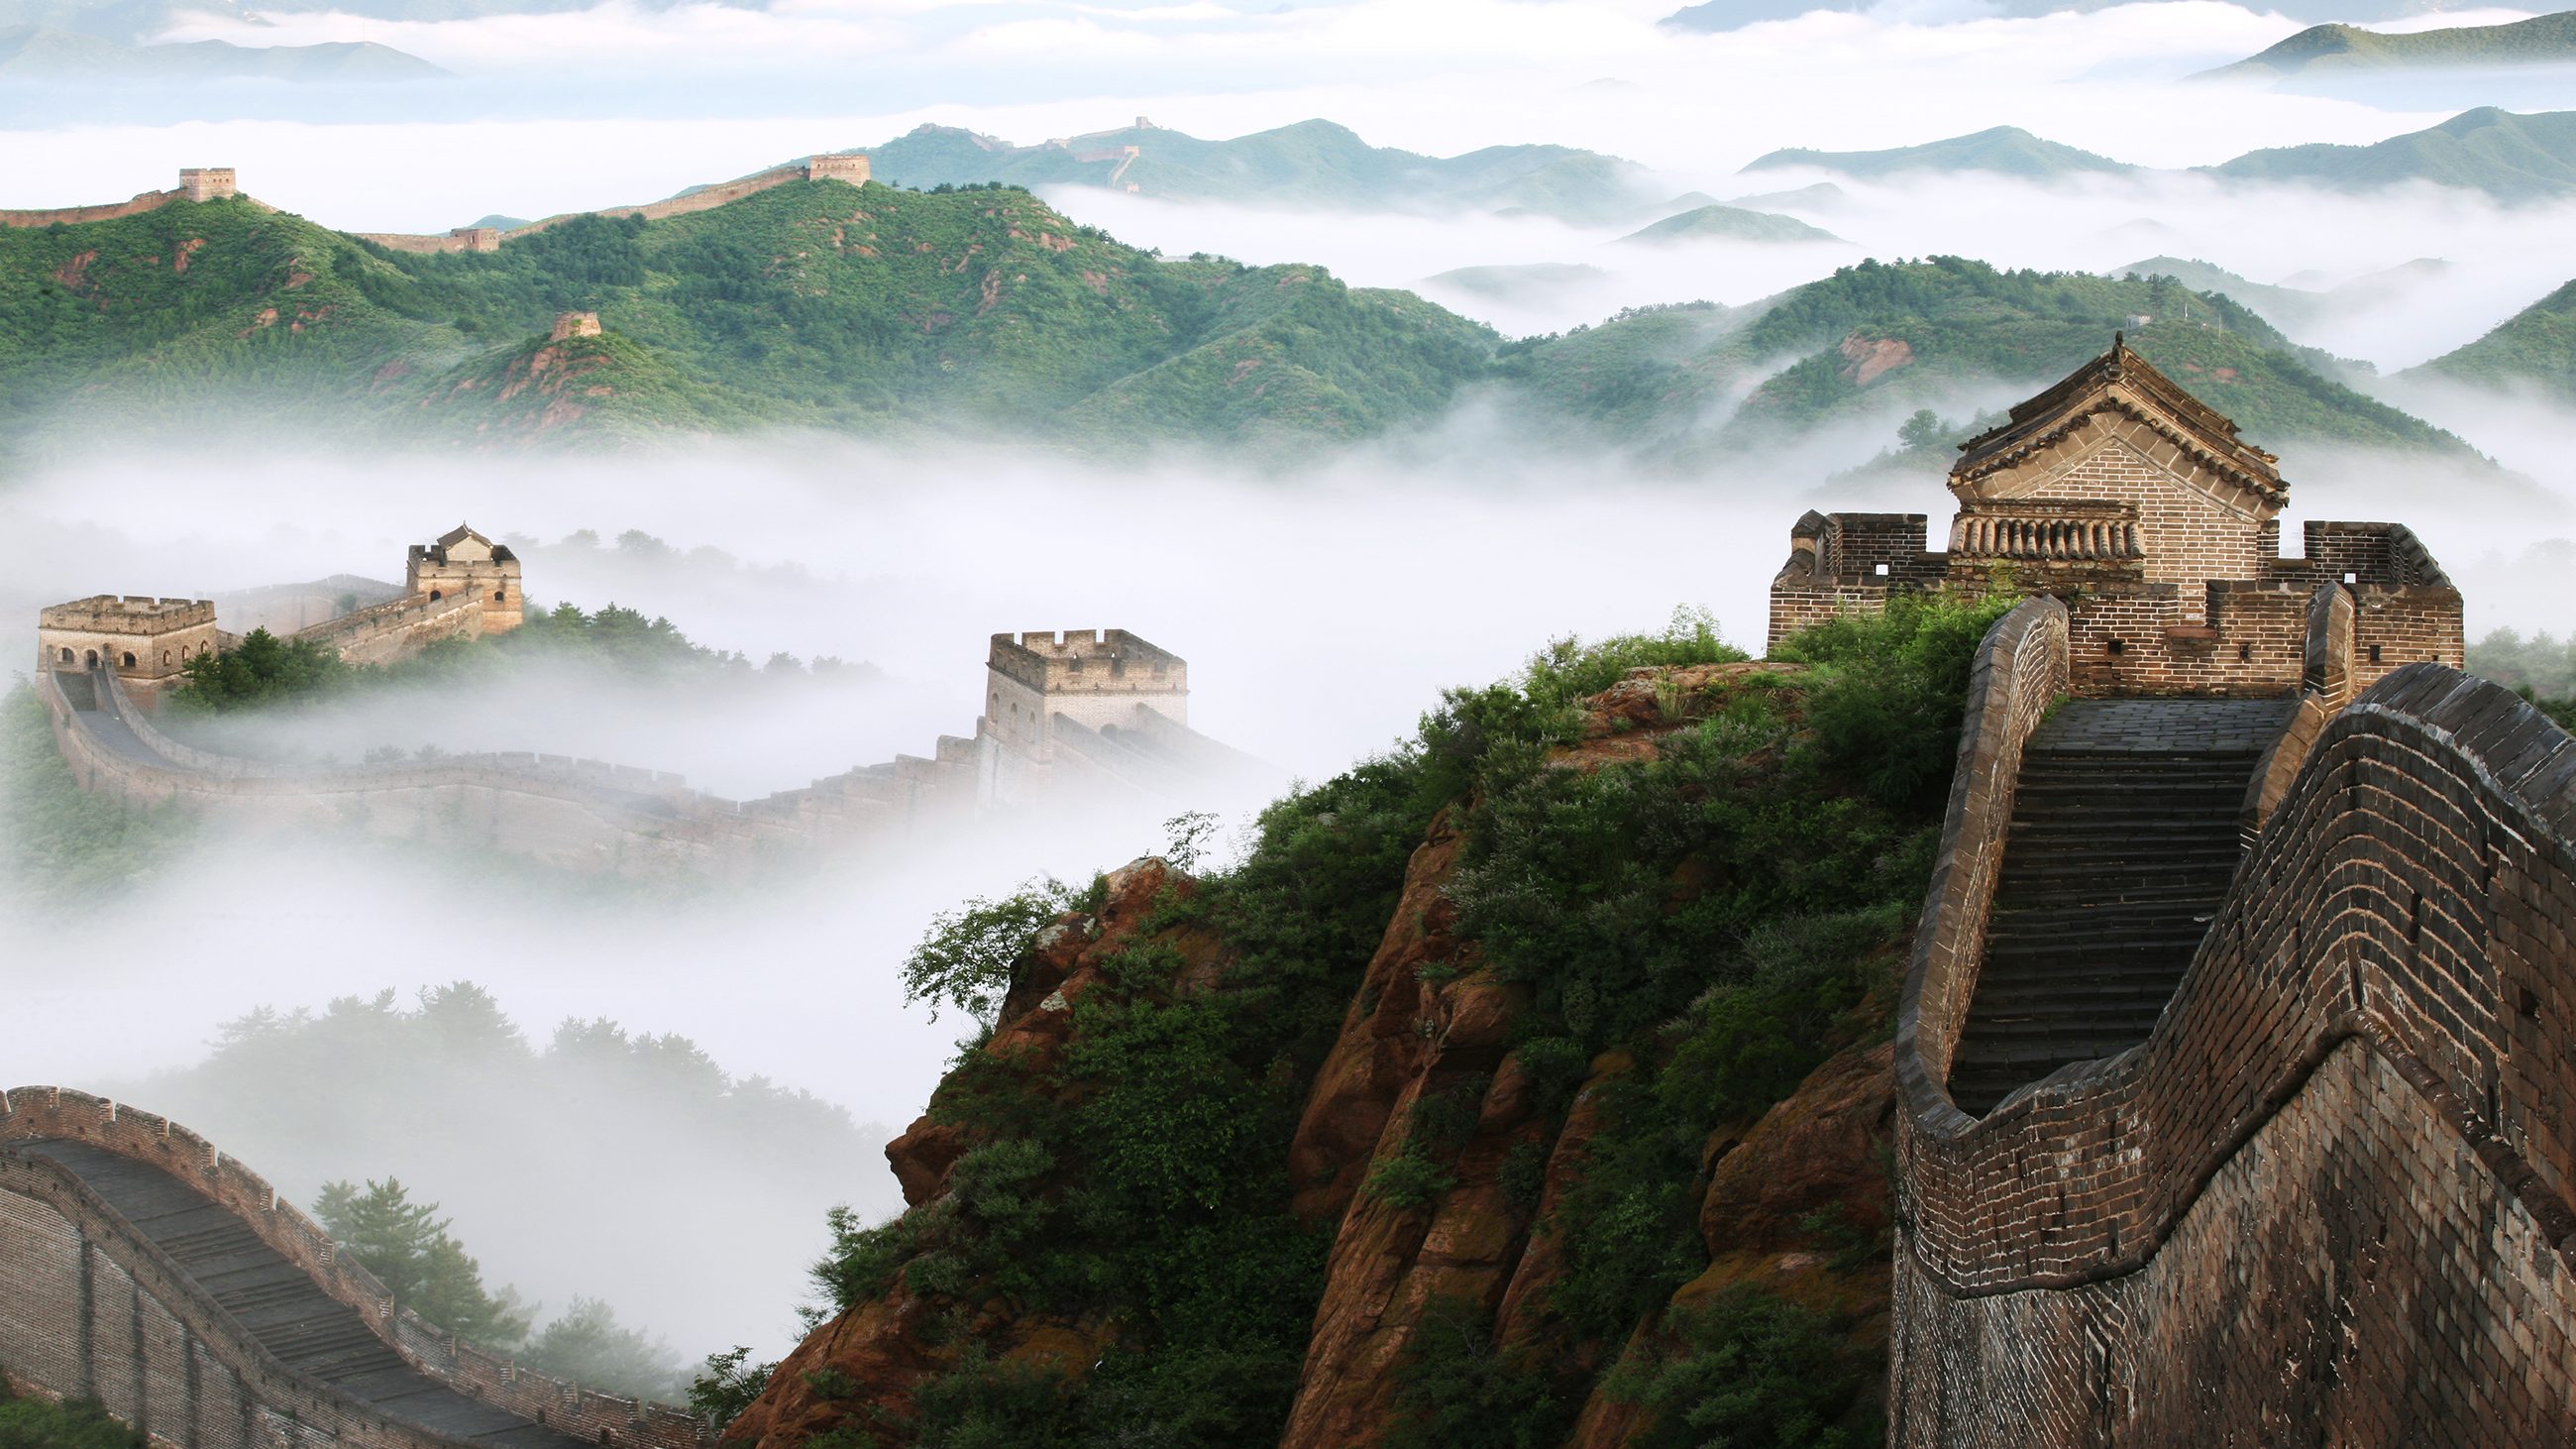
[1952,339,2286,512]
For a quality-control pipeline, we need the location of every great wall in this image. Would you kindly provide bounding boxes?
[1765,341,2575,1442]
[32,524,1249,880]
[7,342,2575,1444]
[0,156,873,254]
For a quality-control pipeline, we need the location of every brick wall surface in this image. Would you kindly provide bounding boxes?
[1976,419,2266,598]
[1891,659,2576,1445]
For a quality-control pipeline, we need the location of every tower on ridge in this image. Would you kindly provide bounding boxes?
[407,524,524,634]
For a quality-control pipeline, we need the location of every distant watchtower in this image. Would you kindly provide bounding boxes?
[178,168,236,202]
[982,629,1187,761]
[36,596,218,710]
[406,524,523,634]
[805,155,872,186]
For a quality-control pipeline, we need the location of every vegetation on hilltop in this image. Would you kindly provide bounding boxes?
[0,182,1498,460]
[2411,277,2576,399]
[0,190,2485,468]
[170,601,858,718]
[750,596,2011,1446]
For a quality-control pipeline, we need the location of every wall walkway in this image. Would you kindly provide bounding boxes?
[1891,597,2576,1444]
[0,1088,701,1449]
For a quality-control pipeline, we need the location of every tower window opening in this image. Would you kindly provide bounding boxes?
[2107,638,2125,656]
[2368,644,2383,665]
[120,651,136,668]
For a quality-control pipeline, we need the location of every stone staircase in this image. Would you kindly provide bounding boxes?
[1945,699,2294,1116]
[8,1138,593,1449]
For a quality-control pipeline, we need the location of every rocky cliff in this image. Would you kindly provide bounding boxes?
[721,608,1993,1448]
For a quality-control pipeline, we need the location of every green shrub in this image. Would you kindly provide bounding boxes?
[1604,1289,1879,1449]
[0,1388,146,1449]
[1385,1295,1576,1449]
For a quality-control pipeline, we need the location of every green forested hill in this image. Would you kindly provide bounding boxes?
[2204,11,2576,79]
[857,119,1666,224]
[0,181,1499,457]
[1497,257,2476,462]
[0,196,2484,469]
[2410,278,2576,398]
[2206,108,2576,201]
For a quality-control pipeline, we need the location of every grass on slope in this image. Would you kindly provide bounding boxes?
[2413,277,2576,398]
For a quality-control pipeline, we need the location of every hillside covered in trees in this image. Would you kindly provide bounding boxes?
[0,185,2484,471]
[700,599,2005,1447]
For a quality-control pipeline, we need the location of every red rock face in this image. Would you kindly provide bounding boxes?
[724,857,1192,1447]
[725,669,1898,1449]
[1838,332,1915,387]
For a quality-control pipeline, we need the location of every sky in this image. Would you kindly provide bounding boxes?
[6,0,2576,1369]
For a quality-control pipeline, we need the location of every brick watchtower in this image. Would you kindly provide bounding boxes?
[981,629,1187,761]
[36,596,218,710]
[1768,337,2463,697]
[177,168,237,202]
[406,524,523,635]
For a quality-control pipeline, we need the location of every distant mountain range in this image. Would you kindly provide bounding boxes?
[1660,0,2451,33]
[2410,279,2576,399]
[2103,255,2448,341]
[0,172,2495,475]
[1742,109,2576,202]
[1615,203,1843,245]
[1744,127,2132,180]
[849,120,1686,226]
[2202,11,2576,80]
[0,23,441,79]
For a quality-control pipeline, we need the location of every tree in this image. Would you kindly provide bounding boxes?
[900,877,1077,1024]
[174,627,358,712]
[520,1297,685,1400]
[687,1347,777,1430]
[1895,408,1946,453]
[312,1177,530,1346]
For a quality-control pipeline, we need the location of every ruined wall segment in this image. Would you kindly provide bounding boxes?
[1889,664,2576,1445]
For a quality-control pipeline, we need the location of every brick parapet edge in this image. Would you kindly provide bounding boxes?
[0,1146,464,1449]
[0,1088,707,1449]
[1895,663,2576,1293]
[1893,596,2071,1121]
[2236,581,2354,843]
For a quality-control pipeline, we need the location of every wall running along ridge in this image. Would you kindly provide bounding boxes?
[1890,601,2576,1444]
[0,1087,704,1449]
[43,667,973,880]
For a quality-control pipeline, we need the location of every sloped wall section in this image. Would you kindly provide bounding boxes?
[0,1087,703,1449]
[1891,615,2576,1442]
